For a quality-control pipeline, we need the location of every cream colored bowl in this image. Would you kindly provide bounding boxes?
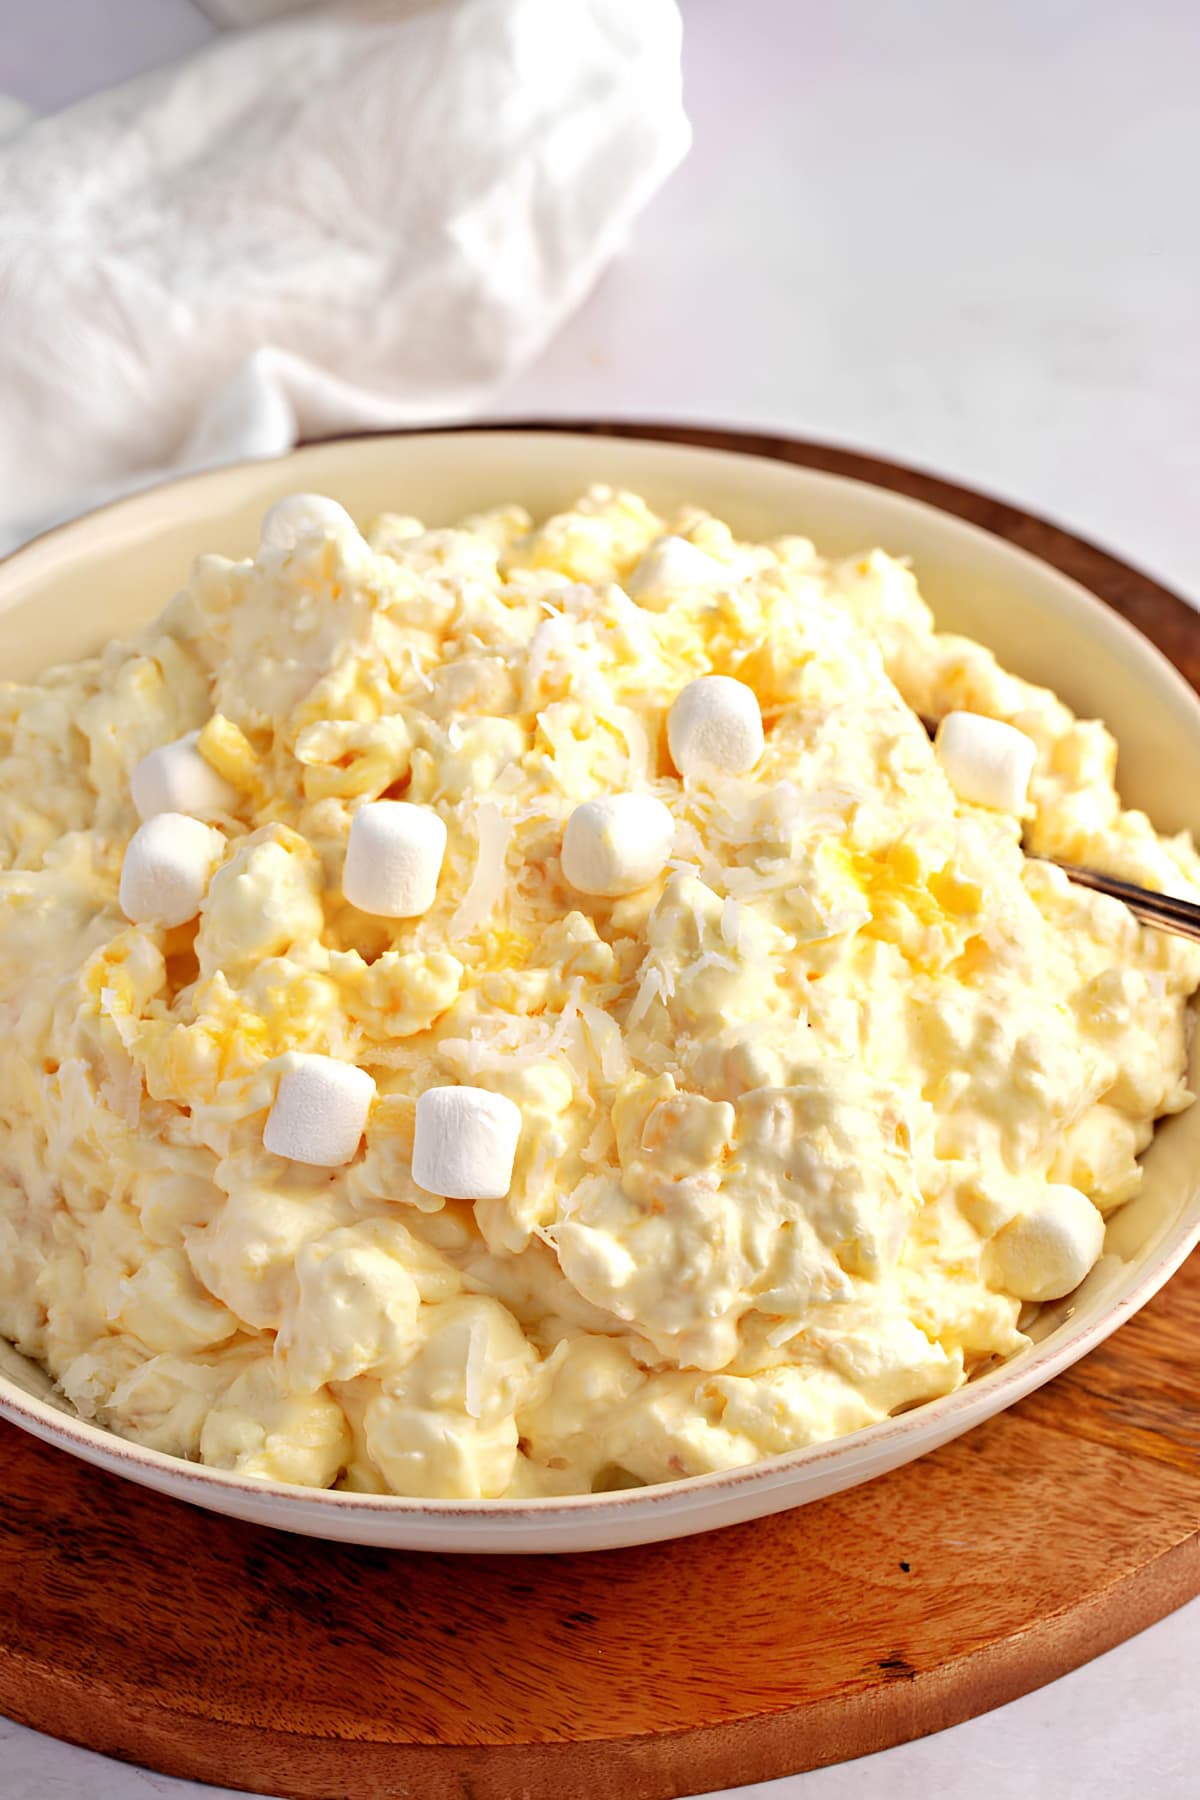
[2,430,1198,1554]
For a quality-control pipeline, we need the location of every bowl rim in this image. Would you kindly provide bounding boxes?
[2,423,1199,1525]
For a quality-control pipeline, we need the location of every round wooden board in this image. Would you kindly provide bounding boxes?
[1,425,1198,1800]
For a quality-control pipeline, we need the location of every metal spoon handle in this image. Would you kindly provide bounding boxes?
[918,714,1200,944]
[1051,862,1200,945]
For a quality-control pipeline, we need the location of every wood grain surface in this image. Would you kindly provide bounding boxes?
[1,426,1198,1800]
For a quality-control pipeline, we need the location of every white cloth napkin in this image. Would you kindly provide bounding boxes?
[0,0,688,551]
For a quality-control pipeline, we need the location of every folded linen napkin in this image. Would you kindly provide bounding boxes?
[0,0,688,550]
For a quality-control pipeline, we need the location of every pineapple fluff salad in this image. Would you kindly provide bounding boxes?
[1,486,1198,1502]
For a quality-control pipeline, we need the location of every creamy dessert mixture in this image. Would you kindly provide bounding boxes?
[0,487,1196,1499]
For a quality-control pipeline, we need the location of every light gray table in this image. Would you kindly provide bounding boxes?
[0,3,1196,1795]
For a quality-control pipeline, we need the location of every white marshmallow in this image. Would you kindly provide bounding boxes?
[985,1184,1105,1302]
[561,794,675,897]
[119,814,226,929]
[412,1085,522,1200]
[626,536,725,611]
[343,801,447,917]
[668,675,764,779]
[263,1054,376,1168]
[131,730,239,823]
[259,493,361,558]
[935,711,1037,812]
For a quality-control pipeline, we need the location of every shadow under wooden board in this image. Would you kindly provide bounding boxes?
[1,424,1198,1800]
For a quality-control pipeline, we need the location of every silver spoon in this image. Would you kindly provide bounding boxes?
[919,714,1200,944]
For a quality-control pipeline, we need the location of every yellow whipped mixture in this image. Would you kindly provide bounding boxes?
[1,488,1196,1497]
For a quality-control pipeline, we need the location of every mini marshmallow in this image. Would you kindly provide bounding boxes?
[668,675,764,779]
[935,711,1037,812]
[561,794,675,898]
[343,801,448,917]
[626,536,724,610]
[412,1084,523,1200]
[131,730,239,822]
[985,1184,1105,1303]
[263,1053,376,1168]
[119,813,226,929]
[259,493,361,558]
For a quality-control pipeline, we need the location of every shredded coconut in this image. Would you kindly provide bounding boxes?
[580,1002,629,1085]
[579,1111,615,1164]
[792,905,872,945]
[627,964,668,1030]
[438,981,583,1079]
[449,802,513,938]
[687,950,738,980]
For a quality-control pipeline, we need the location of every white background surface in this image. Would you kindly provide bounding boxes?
[0,2,1197,1796]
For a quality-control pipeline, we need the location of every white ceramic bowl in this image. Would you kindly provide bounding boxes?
[2,430,1199,1554]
